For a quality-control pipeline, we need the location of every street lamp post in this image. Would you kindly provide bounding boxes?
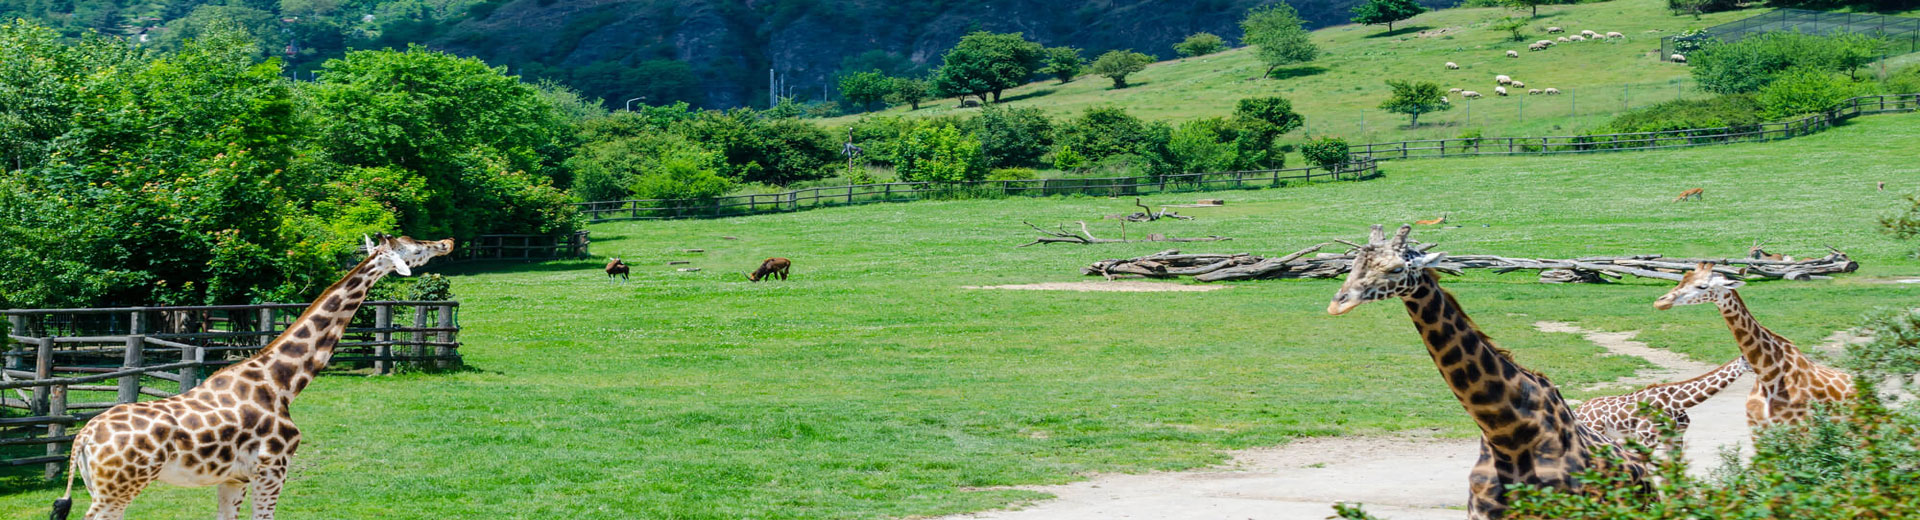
[625,97,646,111]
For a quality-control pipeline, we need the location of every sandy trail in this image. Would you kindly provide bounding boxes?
[937,322,1762,520]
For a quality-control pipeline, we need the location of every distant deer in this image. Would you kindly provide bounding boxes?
[1748,241,1792,262]
[1879,181,1886,192]
[605,257,629,283]
[1673,188,1703,202]
[1414,213,1448,226]
[747,257,791,282]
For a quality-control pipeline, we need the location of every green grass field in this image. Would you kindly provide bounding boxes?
[4,111,1919,519]
[821,0,1775,144]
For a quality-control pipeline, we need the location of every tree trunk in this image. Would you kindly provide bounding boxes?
[1531,5,1538,16]
[992,89,1002,102]
[1112,76,1128,89]
[1388,21,1394,31]
[1409,112,1420,127]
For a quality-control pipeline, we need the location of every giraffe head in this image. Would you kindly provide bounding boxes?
[363,234,455,276]
[1652,263,1743,310]
[1328,224,1447,315]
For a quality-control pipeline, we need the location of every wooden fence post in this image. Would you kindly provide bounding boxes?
[46,384,66,480]
[178,345,201,392]
[374,304,393,375]
[120,335,144,403]
[435,305,458,370]
[4,315,22,370]
[412,305,429,365]
[259,307,276,348]
[32,337,52,416]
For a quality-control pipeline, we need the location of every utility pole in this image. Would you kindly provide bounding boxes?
[769,69,776,108]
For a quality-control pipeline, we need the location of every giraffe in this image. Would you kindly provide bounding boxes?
[1573,357,1750,449]
[53,234,453,520]
[1652,263,1854,430]
[1328,224,1647,520]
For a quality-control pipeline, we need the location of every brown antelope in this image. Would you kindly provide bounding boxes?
[1673,188,1703,202]
[605,258,629,282]
[1748,241,1792,262]
[747,257,790,282]
[1414,213,1448,226]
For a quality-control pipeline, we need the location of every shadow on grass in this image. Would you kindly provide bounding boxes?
[0,455,63,495]
[1000,88,1057,102]
[433,259,602,277]
[1363,25,1433,38]
[1266,65,1329,80]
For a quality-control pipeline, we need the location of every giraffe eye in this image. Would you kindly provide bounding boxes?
[1389,267,1405,274]
[1694,284,1708,289]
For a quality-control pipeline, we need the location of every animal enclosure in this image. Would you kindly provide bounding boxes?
[449,231,592,262]
[0,301,461,477]
[1661,9,1920,62]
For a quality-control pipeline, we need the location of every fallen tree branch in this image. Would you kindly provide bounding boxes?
[1019,221,1231,247]
[1083,245,1858,283]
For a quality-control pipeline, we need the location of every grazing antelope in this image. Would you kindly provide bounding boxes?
[1748,241,1792,262]
[1673,188,1703,202]
[747,257,791,282]
[1878,181,1885,191]
[1414,213,1448,225]
[605,258,629,282]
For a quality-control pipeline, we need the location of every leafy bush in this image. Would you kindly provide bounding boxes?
[1849,309,1920,383]
[1692,32,1884,94]
[1757,67,1868,120]
[969,105,1055,168]
[1600,94,1763,133]
[1089,50,1153,89]
[1174,33,1227,57]
[1881,64,1920,97]
[1167,117,1238,173]
[1301,137,1351,169]
[895,124,986,183]
[1881,190,1920,250]
[1226,96,1304,170]
[987,168,1038,181]
[1052,145,1088,172]
[838,69,893,112]
[885,76,932,110]
[406,273,455,301]
[1040,46,1085,84]
[673,109,838,185]
[1054,106,1162,164]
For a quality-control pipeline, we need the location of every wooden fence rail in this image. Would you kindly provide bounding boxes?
[572,93,1917,223]
[449,231,591,262]
[0,300,460,476]
[576,159,1377,222]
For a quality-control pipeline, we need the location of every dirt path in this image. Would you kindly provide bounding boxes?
[937,322,1759,520]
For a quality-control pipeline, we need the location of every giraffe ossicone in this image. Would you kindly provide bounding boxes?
[1329,224,1648,520]
[55,234,452,520]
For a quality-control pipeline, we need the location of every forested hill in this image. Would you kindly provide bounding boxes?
[1,0,1442,109]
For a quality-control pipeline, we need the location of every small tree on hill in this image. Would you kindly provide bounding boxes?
[1226,96,1304,169]
[1378,79,1453,127]
[1090,50,1153,89]
[885,77,932,110]
[837,70,892,112]
[932,31,1045,103]
[1175,33,1227,57]
[1241,2,1319,76]
[1040,46,1085,84]
[1351,0,1426,33]
[1491,16,1529,42]
[1504,0,1548,17]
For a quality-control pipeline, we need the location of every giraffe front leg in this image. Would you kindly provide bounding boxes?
[248,460,289,520]
[1467,442,1503,520]
[218,482,247,520]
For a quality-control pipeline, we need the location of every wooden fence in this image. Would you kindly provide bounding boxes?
[0,300,460,477]
[1349,93,1920,160]
[450,231,591,262]
[577,158,1377,222]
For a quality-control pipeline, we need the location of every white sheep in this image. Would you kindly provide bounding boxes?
[1445,61,1460,69]
[1510,80,1525,88]
[1536,39,1555,47]
[1569,34,1586,42]
[1529,42,1547,51]
[1670,54,1687,63]
[1506,50,1520,58]
[1547,27,1564,33]
[1527,88,1542,95]
[1605,31,1625,40]
[1461,90,1483,99]
[1580,30,1599,38]
[1495,74,1513,85]
[1495,86,1508,96]
[1449,87,1463,94]
[1441,96,1450,104]
[1543,87,1561,95]
[1557,36,1570,43]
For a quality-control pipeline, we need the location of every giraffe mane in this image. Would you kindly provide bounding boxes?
[1428,271,1557,384]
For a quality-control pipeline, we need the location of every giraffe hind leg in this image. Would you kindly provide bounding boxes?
[218,483,247,520]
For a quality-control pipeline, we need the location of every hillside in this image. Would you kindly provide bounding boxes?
[823,0,1769,143]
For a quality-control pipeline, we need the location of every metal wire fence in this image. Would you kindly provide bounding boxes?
[1661,9,1920,60]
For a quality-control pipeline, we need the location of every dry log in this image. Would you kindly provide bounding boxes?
[1082,244,1859,284]
[1020,222,1231,247]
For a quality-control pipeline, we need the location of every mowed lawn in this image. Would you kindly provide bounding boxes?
[4,113,1919,519]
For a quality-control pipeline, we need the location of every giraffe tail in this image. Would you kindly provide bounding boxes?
[50,441,84,520]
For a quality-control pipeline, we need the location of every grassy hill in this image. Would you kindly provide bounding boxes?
[823,0,1771,143]
[6,110,1917,519]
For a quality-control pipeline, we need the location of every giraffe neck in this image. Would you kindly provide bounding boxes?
[1656,358,1749,409]
[1713,291,1801,376]
[1399,272,1567,439]
[228,256,390,403]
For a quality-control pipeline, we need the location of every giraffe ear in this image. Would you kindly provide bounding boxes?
[1411,252,1446,268]
[1717,278,1745,290]
[388,251,413,277]
[363,234,375,253]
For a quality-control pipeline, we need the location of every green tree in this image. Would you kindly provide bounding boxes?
[895,123,986,183]
[1491,16,1529,42]
[1378,80,1454,127]
[1226,96,1305,169]
[1174,33,1227,57]
[1756,67,1865,120]
[1041,46,1085,84]
[1301,136,1351,169]
[1350,0,1426,32]
[1503,0,1548,17]
[1166,117,1238,173]
[931,31,1046,103]
[1692,32,1883,94]
[838,70,893,112]
[1054,106,1160,163]
[1089,50,1153,89]
[1241,2,1319,76]
[673,109,839,185]
[969,105,1055,168]
[566,132,731,201]
[885,76,933,110]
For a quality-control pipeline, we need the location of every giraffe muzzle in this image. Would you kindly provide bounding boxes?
[1652,297,1674,310]
[1327,294,1362,316]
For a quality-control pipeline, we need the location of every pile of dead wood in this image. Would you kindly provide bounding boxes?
[1083,244,1859,283]
[1019,221,1231,247]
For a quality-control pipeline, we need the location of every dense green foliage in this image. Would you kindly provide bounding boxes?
[1089,50,1153,89]
[1599,95,1764,133]
[1378,80,1452,127]
[885,77,934,110]
[1228,96,1305,169]
[1041,46,1086,84]
[1174,33,1227,57]
[1052,107,1170,171]
[932,32,1046,103]
[1350,0,1427,32]
[566,127,730,202]
[1166,118,1240,173]
[1241,2,1319,75]
[1881,190,1920,248]
[674,110,839,186]
[894,123,986,183]
[838,70,894,112]
[1691,32,1884,94]
[1301,136,1352,169]
[1755,67,1869,120]
[968,105,1055,169]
